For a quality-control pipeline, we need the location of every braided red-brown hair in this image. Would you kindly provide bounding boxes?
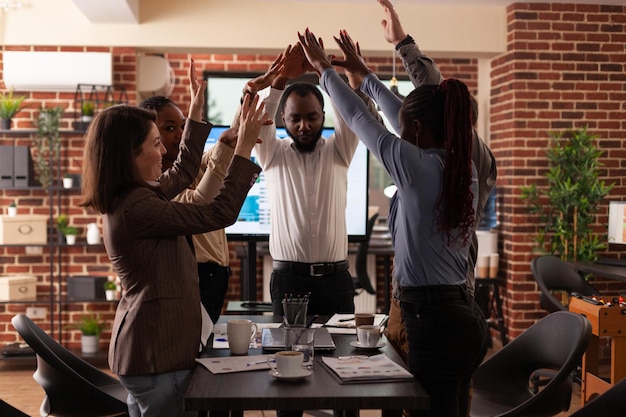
[401,79,475,246]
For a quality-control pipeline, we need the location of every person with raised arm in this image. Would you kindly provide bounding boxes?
[81,79,266,416]
[299,28,489,417]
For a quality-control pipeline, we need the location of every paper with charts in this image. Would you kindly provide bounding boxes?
[321,354,413,383]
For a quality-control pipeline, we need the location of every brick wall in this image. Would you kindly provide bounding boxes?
[0,44,478,349]
[491,3,626,339]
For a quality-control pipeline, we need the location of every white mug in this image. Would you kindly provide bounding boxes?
[357,324,381,347]
[268,350,304,377]
[227,319,257,355]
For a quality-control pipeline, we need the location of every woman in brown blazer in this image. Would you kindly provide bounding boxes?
[81,69,267,417]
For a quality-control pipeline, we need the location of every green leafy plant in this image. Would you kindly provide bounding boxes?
[32,107,64,188]
[56,214,78,236]
[520,127,614,261]
[81,101,95,117]
[71,314,106,336]
[0,89,27,120]
[103,280,117,291]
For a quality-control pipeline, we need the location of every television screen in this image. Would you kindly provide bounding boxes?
[205,126,369,241]
[607,201,626,245]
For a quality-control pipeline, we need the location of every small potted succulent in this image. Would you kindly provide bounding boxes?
[81,101,95,122]
[0,89,27,130]
[62,173,74,189]
[71,314,106,353]
[7,201,17,216]
[57,214,79,245]
[103,279,118,301]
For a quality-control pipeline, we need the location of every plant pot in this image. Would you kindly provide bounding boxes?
[80,115,93,123]
[65,234,77,245]
[105,289,117,301]
[81,334,99,354]
[0,118,11,130]
[7,206,17,216]
[62,177,74,189]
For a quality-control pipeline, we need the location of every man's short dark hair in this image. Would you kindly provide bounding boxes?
[278,83,324,114]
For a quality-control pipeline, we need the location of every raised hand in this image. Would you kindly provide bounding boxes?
[377,0,407,46]
[244,49,286,96]
[235,93,270,158]
[332,30,373,88]
[187,58,207,122]
[297,28,333,75]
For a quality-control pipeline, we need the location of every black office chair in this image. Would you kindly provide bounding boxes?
[530,255,602,312]
[470,311,592,417]
[11,314,129,417]
[569,376,626,417]
[529,255,601,389]
[0,398,30,417]
[353,212,378,295]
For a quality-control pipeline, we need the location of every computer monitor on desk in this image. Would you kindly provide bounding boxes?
[608,201,626,245]
[595,201,626,267]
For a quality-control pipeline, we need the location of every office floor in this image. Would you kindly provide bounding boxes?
[0,342,583,417]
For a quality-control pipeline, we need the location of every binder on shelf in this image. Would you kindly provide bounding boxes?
[0,146,14,187]
[13,146,37,187]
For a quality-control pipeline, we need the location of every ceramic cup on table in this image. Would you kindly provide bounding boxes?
[357,324,381,348]
[268,350,304,377]
[354,313,375,328]
[227,319,258,355]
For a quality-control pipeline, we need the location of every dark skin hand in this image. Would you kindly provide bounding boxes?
[298,28,372,90]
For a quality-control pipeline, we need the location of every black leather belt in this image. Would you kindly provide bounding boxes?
[272,260,349,277]
[198,262,231,276]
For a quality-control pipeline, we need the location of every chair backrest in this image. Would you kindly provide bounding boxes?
[569,376,626,417]
[354,212,378,295]
[11,314,128,417]
[471,311,592,417]
[530,255,601,312]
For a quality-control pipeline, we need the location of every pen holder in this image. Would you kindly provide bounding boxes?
[282,299,308,327]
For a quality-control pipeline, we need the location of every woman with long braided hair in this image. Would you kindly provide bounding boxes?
[299,29,489,417]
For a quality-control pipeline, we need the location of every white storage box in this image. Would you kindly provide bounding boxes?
[0,275,38,301]
[0,215,48,244]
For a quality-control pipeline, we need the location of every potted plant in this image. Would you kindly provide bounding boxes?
[57,215,79,245]
[32,107,64,189]
[520,127,614,262]
[81,101,95,122]
[7,201,17,216]
[103,279,117,301]
[62,173,74,189]
[0,89,27,130]
[71,314,106,353]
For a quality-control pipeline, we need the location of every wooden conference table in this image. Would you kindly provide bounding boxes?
[184,315,428,417]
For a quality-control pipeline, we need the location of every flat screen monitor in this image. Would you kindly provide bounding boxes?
[607,201,626,244]
[205,126,369,242]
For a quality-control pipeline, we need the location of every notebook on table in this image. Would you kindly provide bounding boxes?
[261,327,336,351]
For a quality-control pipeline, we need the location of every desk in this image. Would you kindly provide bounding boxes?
[570,261,626,283]
[184,315,428,417]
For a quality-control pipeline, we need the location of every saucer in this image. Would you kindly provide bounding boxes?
[350,340,386,349]
[268,369,312,381]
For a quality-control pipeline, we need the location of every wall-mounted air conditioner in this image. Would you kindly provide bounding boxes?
[3,51,113,92]
[137,55,174,100]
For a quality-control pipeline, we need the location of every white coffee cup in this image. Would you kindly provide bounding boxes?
[357,324,381,347]
[227,319,258,355]
[268,350,304,377]
[489,253,499,278]
[476,255,490,278]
